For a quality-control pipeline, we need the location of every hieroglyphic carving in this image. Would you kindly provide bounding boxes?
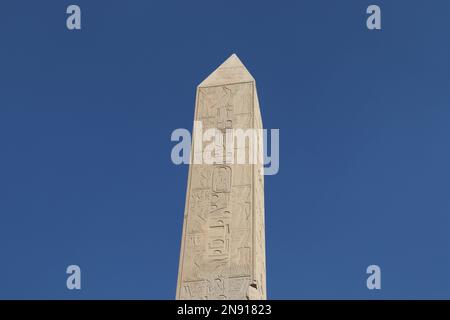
[217,105,233,130]
[231,186,251,230]
[187,189,209,234]
[191,165,212,190]
[212,165,231,193]
[177,54,266,300]
[179,276,251,300]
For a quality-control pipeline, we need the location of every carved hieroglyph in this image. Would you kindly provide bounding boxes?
[176,54,266,300]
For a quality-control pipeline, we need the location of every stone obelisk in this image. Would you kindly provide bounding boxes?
[176,54,266,300]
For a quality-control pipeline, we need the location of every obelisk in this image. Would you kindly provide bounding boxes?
[176,54,266,300]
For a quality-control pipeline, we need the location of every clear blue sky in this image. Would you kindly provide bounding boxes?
[1,0,450,299]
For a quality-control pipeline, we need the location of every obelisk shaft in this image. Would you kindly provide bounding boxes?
[176,54,266,300]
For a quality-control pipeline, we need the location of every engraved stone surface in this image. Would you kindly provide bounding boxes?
[176,54,266,300]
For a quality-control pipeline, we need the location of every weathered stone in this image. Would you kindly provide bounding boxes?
[176,54,266,300]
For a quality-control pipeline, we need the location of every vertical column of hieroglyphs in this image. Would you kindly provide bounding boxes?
[176,54,266,300]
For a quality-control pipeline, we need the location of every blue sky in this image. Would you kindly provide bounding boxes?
[1,0,450,299]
